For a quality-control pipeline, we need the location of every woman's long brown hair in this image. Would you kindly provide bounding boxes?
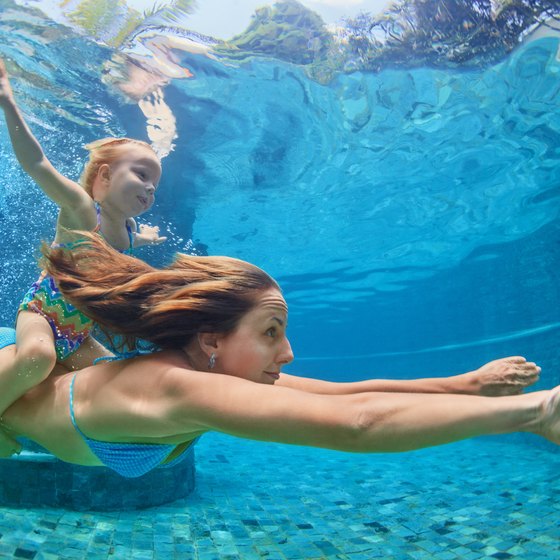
[42,232,279,350]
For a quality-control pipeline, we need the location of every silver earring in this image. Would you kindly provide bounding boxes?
[208,353,216,369]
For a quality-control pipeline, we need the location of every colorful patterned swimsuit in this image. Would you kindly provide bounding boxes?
[17,205,134,361]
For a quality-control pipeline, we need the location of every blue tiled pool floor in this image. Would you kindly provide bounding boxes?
[0,434,559,559]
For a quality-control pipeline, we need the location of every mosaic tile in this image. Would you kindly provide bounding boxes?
[0,435,559,559]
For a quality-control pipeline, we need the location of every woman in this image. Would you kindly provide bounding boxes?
[0,233,556,477]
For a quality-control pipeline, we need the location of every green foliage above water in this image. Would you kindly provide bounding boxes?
[339,0,560,70]
[224,0,332,66]
[61,0,142,46]
[60,0,197,47]
[211,0,560,79]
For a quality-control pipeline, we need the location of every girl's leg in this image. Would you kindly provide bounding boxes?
[0,311,57,408]
[0,311,57,456]
[60,334,114,371]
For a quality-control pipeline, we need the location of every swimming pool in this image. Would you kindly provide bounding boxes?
[1,0,559,558]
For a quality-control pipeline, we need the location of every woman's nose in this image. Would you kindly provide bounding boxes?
[277,337,294,365]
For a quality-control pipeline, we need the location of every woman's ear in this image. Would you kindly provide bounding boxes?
[197,332,221,358]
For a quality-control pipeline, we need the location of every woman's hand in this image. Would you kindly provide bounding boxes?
[537,385,560,444]
[460,356,540,396]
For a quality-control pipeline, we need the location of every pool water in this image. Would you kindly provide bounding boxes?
[1,0,560,558]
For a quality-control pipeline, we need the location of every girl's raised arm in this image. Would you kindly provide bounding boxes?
[0,60,91,209]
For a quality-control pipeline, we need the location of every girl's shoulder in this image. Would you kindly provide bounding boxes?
[56,199,98,233]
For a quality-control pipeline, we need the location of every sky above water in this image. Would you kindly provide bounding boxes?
[129,0,389,39]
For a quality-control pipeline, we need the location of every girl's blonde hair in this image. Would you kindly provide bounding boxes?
[79,138,157,197]
[42,232,280,350]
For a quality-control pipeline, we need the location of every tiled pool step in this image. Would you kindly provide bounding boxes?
[0,439,196,511]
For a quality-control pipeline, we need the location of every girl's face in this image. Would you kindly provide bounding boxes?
[101,145,162,217]
[214,288,294,385]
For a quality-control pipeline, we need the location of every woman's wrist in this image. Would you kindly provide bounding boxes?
[444,372,478,395]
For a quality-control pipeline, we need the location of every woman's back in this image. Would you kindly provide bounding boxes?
[2,348,204,466]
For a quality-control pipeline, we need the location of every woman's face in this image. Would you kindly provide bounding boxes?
[215,288,294,384]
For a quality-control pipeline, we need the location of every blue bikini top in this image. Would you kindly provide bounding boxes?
[69,373,195,478]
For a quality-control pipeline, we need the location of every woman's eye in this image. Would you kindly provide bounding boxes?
[265,327,276,337]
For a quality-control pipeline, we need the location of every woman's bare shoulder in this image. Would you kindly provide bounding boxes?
[113,356,362,449]
[114,350,199,390]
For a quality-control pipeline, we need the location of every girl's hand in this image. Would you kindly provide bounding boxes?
[136,224,167,246]
[0,59,15,109]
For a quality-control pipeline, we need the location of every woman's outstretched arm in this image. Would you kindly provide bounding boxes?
[277,357,540,397]
[163,368,552,453]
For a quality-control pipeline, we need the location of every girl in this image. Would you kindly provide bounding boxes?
[0,59,167,455]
